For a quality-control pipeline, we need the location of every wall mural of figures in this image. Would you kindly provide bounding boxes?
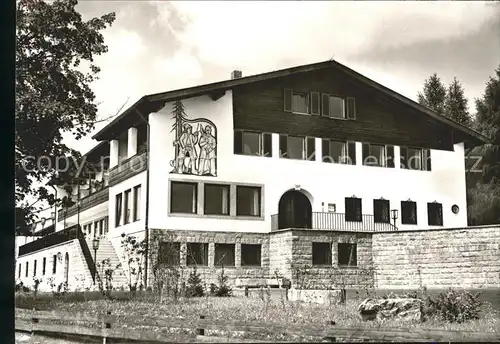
[169,100,217,177]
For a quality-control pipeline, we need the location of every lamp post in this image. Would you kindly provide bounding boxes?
[391,209,399,228]
[92,237,100,284]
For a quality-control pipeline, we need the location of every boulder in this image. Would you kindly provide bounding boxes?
[358,298,423,322]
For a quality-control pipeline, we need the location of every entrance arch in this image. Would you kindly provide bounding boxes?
[278,190,312,229]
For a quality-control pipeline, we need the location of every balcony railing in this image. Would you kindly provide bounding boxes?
[271,212,398,232]
[57,187,109,219]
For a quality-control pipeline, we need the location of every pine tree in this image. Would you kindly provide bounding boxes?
[186,266,204,297]
[445,78,471,127]
[214,267,232,297]
[417,73,447,116]
[478,65,500,185]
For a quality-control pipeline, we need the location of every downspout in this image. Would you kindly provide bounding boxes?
[136,108,151,289]
[50,185,58,232]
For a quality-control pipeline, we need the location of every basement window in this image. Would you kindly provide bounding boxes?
[42,257,46,275]
[158,242,180,266]
[25,262,29,277]
[52,254,57,274]
[214,243,235,267]
[338,243,357,267]
[241,244,262,266]
[186,243,209,266]
[312,242,332,266]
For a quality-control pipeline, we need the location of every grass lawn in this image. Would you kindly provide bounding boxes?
[15,291,500,342]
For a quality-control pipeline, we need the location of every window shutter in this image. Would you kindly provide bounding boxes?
[234,130,243,154]
[263,133,272,157]
[321,94,330,117]
[362,143,370,165]
[423,149,431,171]
[279,135,288,158]
[386,145,395,168]
[310,92,320,115]
[347,141,356,165]
[400,147,408,169]
[346,97,356,119]
[284,89,293,112]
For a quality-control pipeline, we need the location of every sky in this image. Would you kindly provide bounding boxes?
[67,0,500,154]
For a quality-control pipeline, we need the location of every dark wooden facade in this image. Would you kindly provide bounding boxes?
[233,68,455,151]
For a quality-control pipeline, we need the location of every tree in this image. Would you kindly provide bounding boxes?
[466,64,500,225]
[477,65,500,185]
[417,73,447,116]
[15,0,115,229]
[445,78,471,127]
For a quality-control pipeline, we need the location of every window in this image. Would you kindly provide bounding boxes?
[345,197,362,222]
[236,186,261,216]
[329,96,345,119]
[374,199,390,223]
[99,219,104,236]
[18,264,21,278]
[170,182,198,214]
[312,242,332,266]
[322,140,356,164]
[362,143,394,167]
[214,244,235,266]
[401,147,431,171]
[204,184,230,215]
[118,132,128,162]
[42,257,46,275]
[241,244,262,266]
[25,262,28,277]
[158,242,180,266]
[187,243,209,266]
[103,217,108,235]
[288,91,309,113]
[322,95,356,119]
[115,193,122,227]
[338,243,357,267]
[279,135,314,160]
[33,260,37,277]
[133,185,141,221]
[428,202,443,226]
[234,131,272,157]
[52,255,57,274]
[401,201,417,225]
[124,189,132,224]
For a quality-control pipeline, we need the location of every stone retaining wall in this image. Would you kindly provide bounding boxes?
[372,225,500,289]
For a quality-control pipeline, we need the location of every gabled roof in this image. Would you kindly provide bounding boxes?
[92,59,490,145]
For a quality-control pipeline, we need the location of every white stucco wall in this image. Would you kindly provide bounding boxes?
[148,91,468,233]
[108,171,147,240]
[15,240,93,292]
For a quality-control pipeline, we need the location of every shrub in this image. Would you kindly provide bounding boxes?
[213,267,232,297]
[186,267,204,297]
[426,288,482,323]
[15,281,30,293]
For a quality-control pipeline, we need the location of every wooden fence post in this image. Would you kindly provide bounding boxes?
[102,310,111,344]
[196,315,205,336]
[30,307,38,336]
[324,320,336,342]
[244,286,249,297]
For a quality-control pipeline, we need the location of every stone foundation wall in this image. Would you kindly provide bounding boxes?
[372,225,500,289]
[286,230,374,289]
[148,229,270,287]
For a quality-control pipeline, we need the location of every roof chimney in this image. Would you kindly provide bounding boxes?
[231,70,242,79]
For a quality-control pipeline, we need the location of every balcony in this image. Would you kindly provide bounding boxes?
[57,187,109,219]
[271,212,398,232]
[18,224,81,257]
[109,151,147,187]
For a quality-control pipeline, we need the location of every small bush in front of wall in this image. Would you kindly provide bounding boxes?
[186,267,204,297]
[214,267,232,297]
[15,281,30,293]
[427,288,483,323]
[209,283,217,295]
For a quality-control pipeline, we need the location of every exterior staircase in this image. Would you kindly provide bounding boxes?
[84,237,129,289]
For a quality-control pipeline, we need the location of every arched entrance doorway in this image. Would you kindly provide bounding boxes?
[64,253,69,285]
[278,190,312,229]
